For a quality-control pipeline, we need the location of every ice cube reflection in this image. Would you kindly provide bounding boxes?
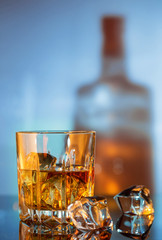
[116,214,154,239]
[71,227,112,240]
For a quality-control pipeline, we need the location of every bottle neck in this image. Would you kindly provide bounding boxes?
[101,55,126,80]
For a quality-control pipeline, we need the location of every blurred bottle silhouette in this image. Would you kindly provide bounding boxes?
[74,16,154,196]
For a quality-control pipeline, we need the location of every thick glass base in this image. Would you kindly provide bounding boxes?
[19,221,75,239]
[20,208,75,235]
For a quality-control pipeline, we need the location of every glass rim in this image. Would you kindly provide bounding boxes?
[16,130,96,135]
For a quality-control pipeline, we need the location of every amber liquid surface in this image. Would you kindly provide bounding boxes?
[19,168,94,212]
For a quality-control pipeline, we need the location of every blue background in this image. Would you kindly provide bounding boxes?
[0,0,162,195]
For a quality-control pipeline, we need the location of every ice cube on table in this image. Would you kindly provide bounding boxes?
[116,213,154,239]
[68,196,113,231]
[25,152,56,170]
[114,185,154,215]
[71,227,112,240]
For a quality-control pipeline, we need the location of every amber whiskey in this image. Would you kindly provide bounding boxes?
[19,168,94,213]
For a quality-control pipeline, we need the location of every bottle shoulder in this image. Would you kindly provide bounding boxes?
[77,81,99,95]
[77,76,150,98]
[101,75,149,94]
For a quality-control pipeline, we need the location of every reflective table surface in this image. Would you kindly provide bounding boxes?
[0,195,161,239]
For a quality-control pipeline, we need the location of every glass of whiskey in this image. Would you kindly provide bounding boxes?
[16,130,95,232]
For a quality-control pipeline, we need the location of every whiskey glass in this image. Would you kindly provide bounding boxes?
[16,131,95,232]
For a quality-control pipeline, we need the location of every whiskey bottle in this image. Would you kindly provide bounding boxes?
[74,16,154,196]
